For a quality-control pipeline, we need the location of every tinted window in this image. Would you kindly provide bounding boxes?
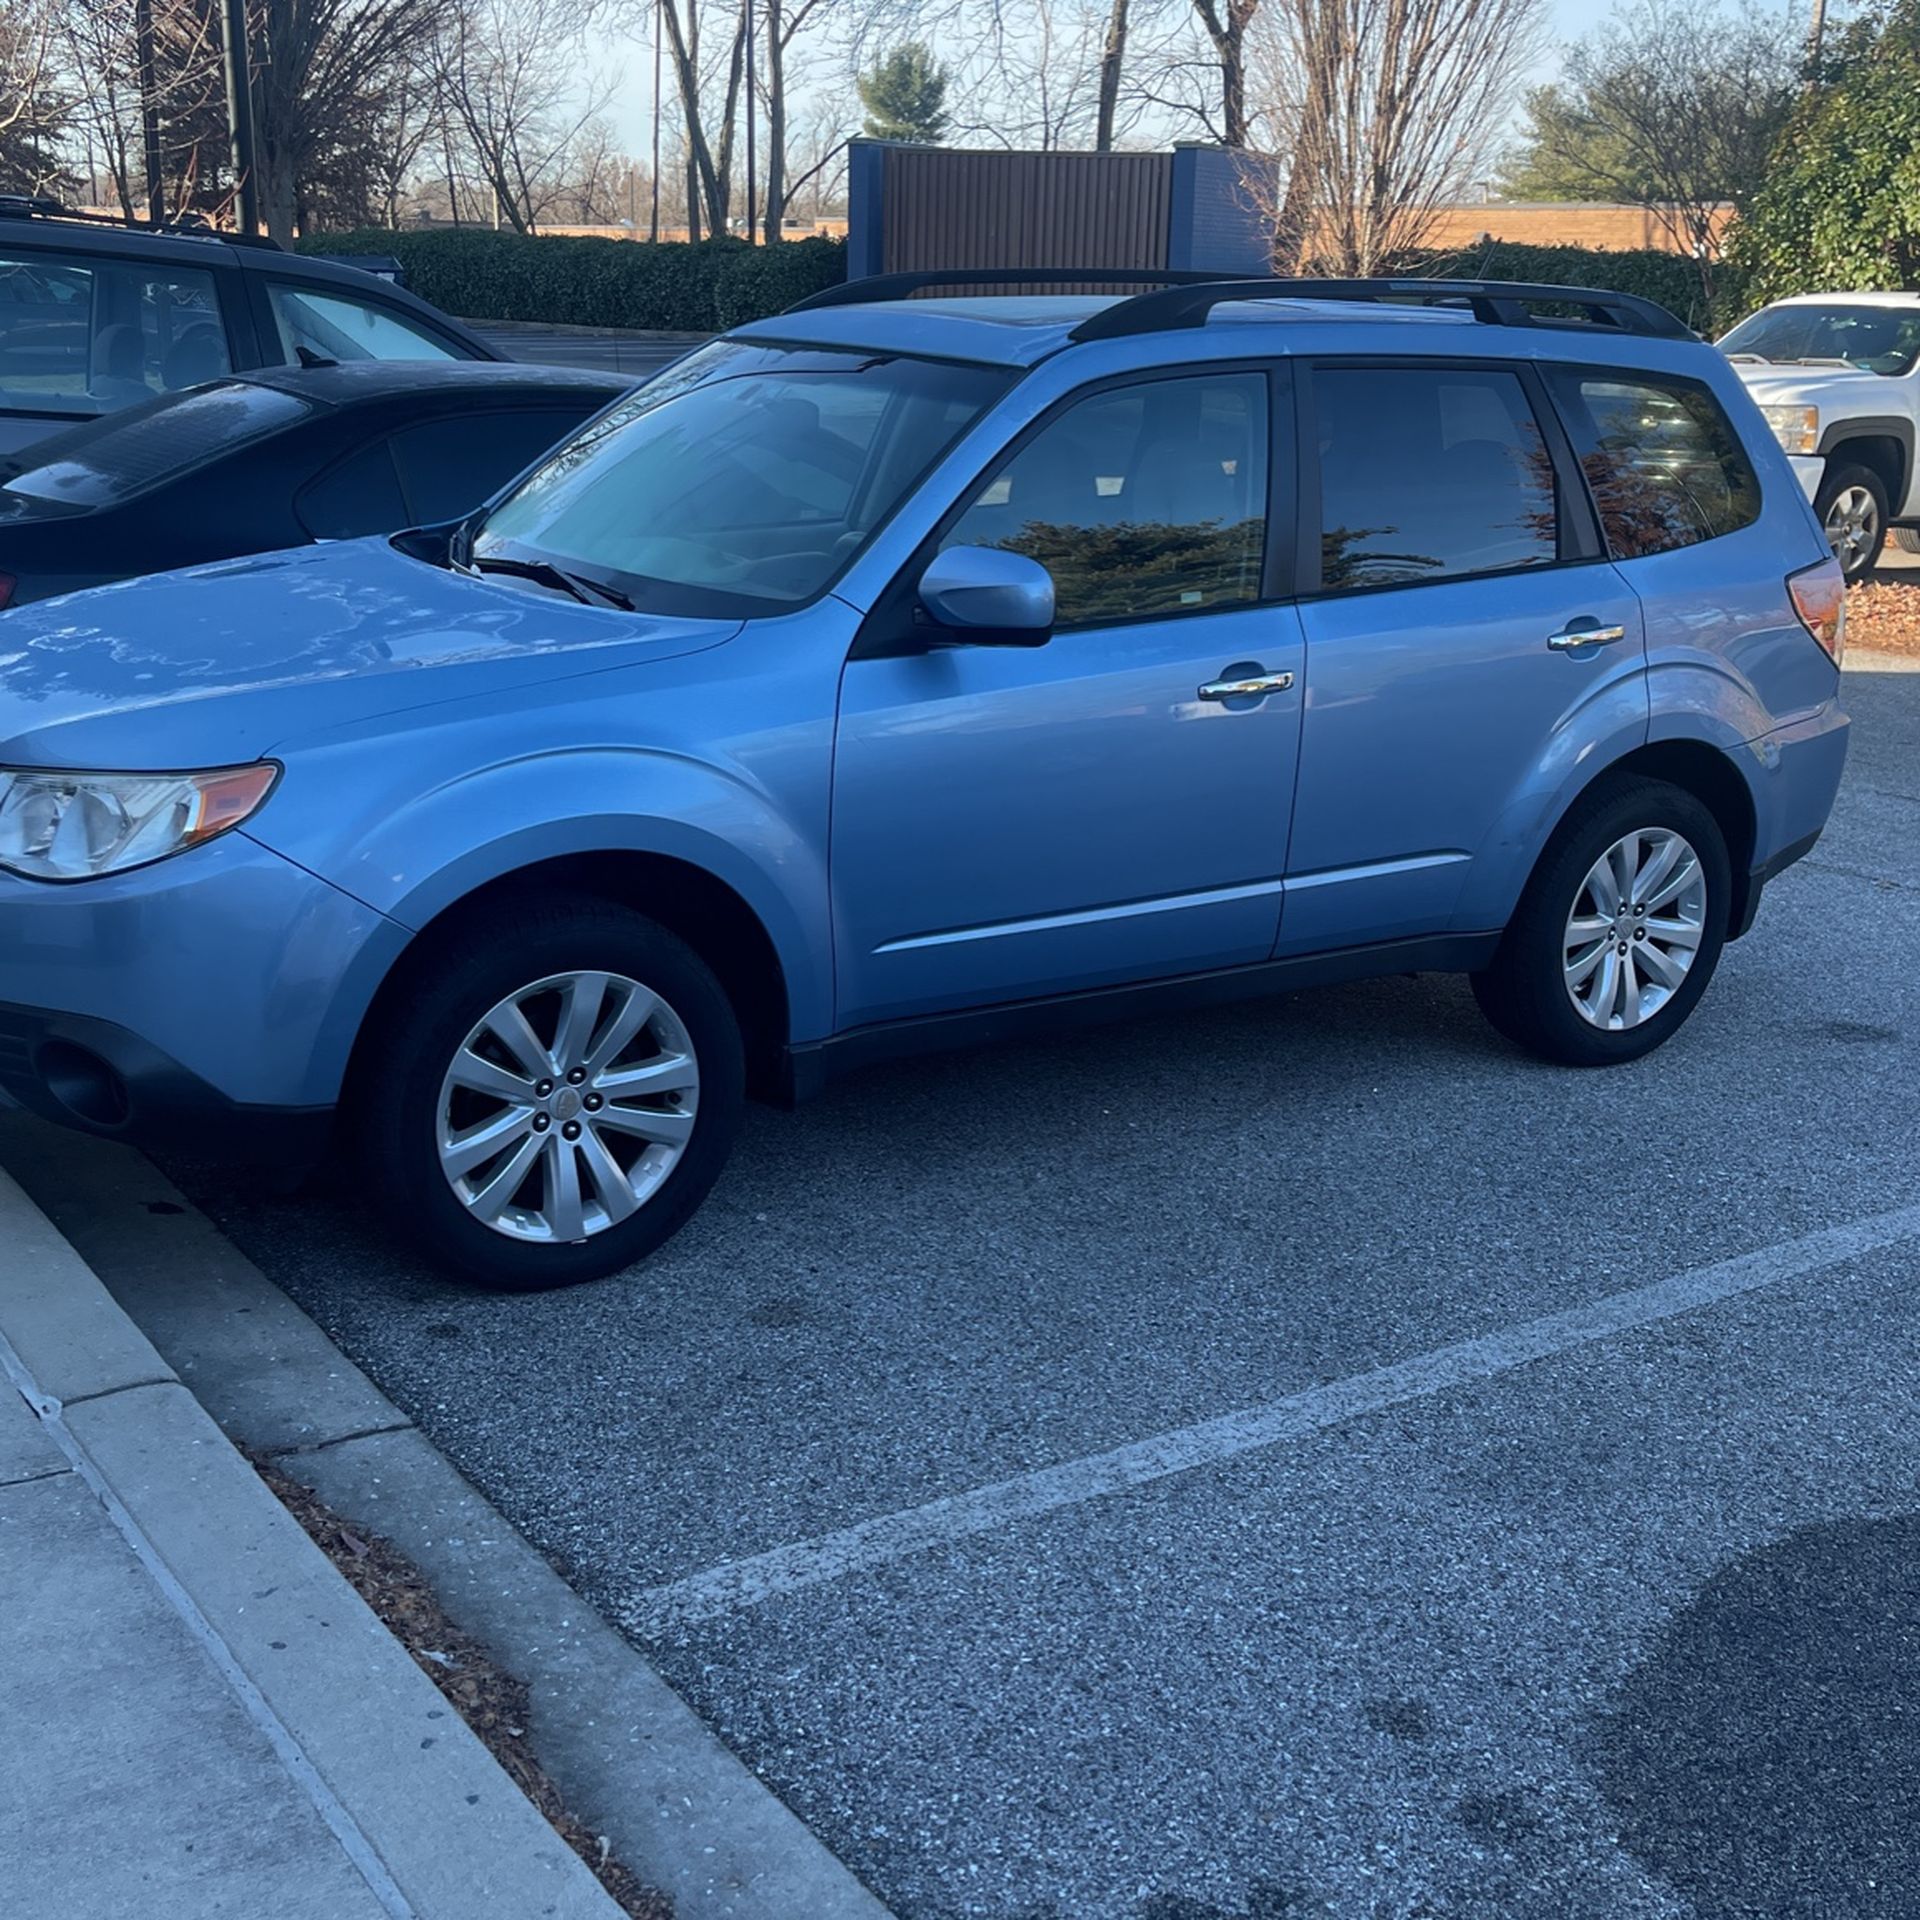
[1546,371,1761,559]
[269,285,461,365]
[473,342,1008,615]
[1719,303,1920,376]
[0,252,231,420]
[297,440,409,539]
[389,407,595,523]
[942,372,1268,626]
[0,382,309,513]
[1313,365,1556,591]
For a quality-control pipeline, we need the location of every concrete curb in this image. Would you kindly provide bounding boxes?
[0,1116,895,1920]
[0,1164,620,1920]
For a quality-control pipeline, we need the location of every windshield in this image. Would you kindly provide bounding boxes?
[469,341,1012,616]
[1719,303,1920,376]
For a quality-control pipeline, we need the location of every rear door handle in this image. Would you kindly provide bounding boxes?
[1199,668,1295,700]
[1546,623,1627,652]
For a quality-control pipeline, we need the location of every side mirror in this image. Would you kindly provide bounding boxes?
[917,546,1055,647]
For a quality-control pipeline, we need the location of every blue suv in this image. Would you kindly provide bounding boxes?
[0,273,1851,1287]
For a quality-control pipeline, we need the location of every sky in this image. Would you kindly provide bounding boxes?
[592,0,1635,190]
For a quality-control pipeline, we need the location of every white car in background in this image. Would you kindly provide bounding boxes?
[1719,291,1920,582]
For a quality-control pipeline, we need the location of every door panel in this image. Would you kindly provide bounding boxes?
[834,607,1305,1026]
[1281,358,1648,955]
[1284,567,1646,952]
[831,365,1302,1030]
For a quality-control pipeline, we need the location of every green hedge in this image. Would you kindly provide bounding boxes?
[1396,240,1752,334]
[302,227,1751,337]
[297,228,848,332]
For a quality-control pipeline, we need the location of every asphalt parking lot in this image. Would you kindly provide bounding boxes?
[147,654,1920,1920]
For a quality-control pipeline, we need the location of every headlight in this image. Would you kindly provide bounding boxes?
[0,763,278,881]
[1759,403,1819,455]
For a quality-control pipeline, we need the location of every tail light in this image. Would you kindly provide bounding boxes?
[1788,557,1846,665]
[0,573,14,611]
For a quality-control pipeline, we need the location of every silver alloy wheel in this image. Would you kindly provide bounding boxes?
[1824,484,1881,571]
[436,970,699,1244]
[1562,829,1707,1031]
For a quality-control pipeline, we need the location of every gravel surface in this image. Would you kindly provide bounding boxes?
[165,661,1920,1920]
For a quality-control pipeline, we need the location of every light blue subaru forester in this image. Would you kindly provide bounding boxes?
[0,273,1851,1287]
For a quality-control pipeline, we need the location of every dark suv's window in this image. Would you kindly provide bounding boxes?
[0,252,230,419]
[1312,365,1556,591]
[1544,370,1761,558]
[943,371,1269,626]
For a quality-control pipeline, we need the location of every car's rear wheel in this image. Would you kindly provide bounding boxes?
[1471,778,1731,1067]
[357,894,743,1289]
[1816,463,1887,583]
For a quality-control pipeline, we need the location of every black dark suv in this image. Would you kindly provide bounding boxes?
[0,201,497,457]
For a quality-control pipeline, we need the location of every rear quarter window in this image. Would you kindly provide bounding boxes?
[1545,369,1761,559]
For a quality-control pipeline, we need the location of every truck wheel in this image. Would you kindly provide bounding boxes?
[356,893,744,1290]
[1815,463,1887,583]
[1892,527,1920,556]
[1472,777,1731,1068]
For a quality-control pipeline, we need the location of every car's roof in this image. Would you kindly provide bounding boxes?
[0,210,265,269]
[731,292,1487,369]
[239,360,633,405]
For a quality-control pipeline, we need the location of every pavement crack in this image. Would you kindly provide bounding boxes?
[261,1420,417,1460]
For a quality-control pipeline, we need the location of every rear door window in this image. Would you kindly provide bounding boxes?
[268,284,464,365]
[388,408,596,523]
[1310,364,1557,591]
[0,252,232,420]
[1543,370,1761,557]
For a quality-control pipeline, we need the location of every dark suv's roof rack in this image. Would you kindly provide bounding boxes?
[783,266,1694,342]
[0,195,283,250]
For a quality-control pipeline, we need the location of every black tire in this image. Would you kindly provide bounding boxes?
[1471,777,1732,1068]
[1814,462,1888,583]
[354,892,744,1290]
[1893,526,1920,556]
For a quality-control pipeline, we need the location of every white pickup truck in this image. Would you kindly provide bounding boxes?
[1719,291,1920,582]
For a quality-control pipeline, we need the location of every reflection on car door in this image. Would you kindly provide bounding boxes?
[1282,358,1647,955]
[832,368,1306,1029]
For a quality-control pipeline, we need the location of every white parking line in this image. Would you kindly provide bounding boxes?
[630,1201,1920,1633]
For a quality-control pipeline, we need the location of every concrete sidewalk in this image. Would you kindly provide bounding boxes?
[0,1167,622,1920]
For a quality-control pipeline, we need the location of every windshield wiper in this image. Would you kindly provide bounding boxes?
[467,554,634,610]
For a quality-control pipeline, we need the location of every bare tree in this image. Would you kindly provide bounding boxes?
[252,0,457,240]
[1248,0,1545,274]
[1500,0,1797,281]
[1190,0,1260,144]
[0,0,69,195]
[434,0,614,233]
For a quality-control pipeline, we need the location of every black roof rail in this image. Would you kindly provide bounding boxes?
[1067,276,1696,342]
[784,266,1238,313]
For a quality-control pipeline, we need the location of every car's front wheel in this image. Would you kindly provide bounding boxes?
[1472,778,1731,1067]
[357,894,744,1289]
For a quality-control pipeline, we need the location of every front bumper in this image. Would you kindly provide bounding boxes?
[0,829,407,1157]
[1788,452,1825,505]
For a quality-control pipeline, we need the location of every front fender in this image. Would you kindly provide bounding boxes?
[254,746,835,1054]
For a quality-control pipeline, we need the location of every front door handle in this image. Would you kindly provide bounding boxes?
[1546,622,1627,652]
[1199,668,1295,700]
